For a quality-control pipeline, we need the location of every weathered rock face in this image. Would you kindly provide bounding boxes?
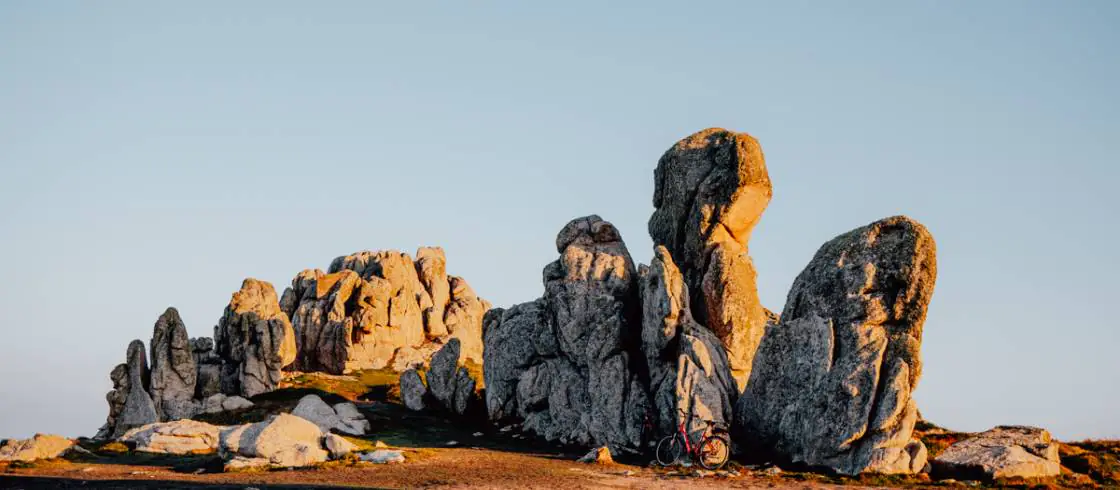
[113,340,159,439]
[648,128,772,390]
[96,363,130,440]
[150,307,198,421]
[0,434,74,462]
[120,420,221,454]
[422,338,481,416]
[734,216,937,475]
[483,216,649,451]
[640,246,736,439]
[932,426,1060,481]
[285,248,490,374]
[215,279,298,398]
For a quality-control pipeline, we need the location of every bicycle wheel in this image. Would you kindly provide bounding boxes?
[698,433,730,470]
[655,434,683,466]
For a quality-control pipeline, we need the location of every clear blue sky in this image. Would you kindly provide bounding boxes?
[1,1,1116,441]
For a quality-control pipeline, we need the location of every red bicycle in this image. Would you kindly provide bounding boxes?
[655,409,730,470]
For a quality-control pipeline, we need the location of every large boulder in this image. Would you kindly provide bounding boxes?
[290,394,369,435]
[639,246,736,439]
[483,216,649,451]
[648,128,772,390]
[119,420,221,454]
[0,434,74,462]
[931,426,1061,481]
[214,279,298,398]
[734,216,937,475]
[220,413,328,468]
[112,340,159,439]
[149,307,198,420]
[286,248,490,373]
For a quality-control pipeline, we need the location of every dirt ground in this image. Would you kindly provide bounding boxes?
[0,396,888,490]
[0,447,880,490]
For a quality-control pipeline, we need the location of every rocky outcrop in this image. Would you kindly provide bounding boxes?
[219,413,329,469]
[113,340,159,439]
[290,394,369,435]
[648,128,772,390]
[150,307,198,421]
[215,279,298,398]
[932,426,1060,481]
[119,420,221,454]
[201,394,254,414]
[408,338,480,416]
[0,434,74,462]
[285,248,490,374]
[734,216,937,475]
[483,216,649,451]
[640,246,736,439]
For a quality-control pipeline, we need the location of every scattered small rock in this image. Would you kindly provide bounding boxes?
[322,433,357,460]
[359,449,405,464]
[445,440,459,447]
[762,466,782,476]
[472,432,483,437]
[577,446,614,464]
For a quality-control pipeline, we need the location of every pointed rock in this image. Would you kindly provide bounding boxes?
[648,128,772,389]
[150,307,198,420]
[113,340,158,438]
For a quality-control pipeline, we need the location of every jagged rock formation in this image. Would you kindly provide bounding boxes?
[484,216,649,451]
[402,338,480,416]
[113,340,159,438]
[640,246,737,439]
[648,128,772,390]
[284,247,489,374]
[932,426,1060,481]
[215,279,298,398]
[734,216,937,475]
[150,307,198,421]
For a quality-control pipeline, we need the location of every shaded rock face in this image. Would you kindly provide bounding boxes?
[150,307,198,421]
[423,338,481,416]
[734,216,937,475]
[191,337,221,400]
[484,216,650,451]
[640,246,736,439]
[285,248,490,374]
[113,340,159,439]
[648,128,772,389]
[932,426,1060,481]
[215,279,298,398]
